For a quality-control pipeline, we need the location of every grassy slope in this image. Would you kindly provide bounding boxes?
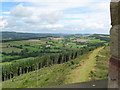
[2,46,109,88]
[64,47,104,84]
[89,46,110,80]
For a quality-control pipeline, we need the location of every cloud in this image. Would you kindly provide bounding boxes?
[24,16,42,23]
[11,4,31,17]
[0,16,3,19]
[2,12,10,15]
[0,20,7,29]
[9,3,64,24]
[45,25,64,28]
[1,0,111,34]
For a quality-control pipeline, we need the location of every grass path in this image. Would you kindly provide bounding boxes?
[64,47,104,84]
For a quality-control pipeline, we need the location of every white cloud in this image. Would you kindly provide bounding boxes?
[0,20,7,29]
[11,4,31,17]
[9,3,64,24]
[2,0,111,34]
[0,16,3,19]
[46,24,64,28]
[24,16,42,23]
[2,12,10,15]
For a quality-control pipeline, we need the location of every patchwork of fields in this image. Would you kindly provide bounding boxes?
[2,35,108,61]
[1,33,110,88]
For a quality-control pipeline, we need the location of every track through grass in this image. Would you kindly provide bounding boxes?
[64,47,104,84]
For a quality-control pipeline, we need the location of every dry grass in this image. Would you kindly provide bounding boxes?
[23,39,41,42]
[72,39,90,42]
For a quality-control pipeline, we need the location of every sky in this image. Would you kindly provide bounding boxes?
[0,0,111,34]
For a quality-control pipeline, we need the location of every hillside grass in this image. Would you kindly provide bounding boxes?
[2,47,22,53]
[87,39,106,43]
[89,46,110,80]
[2,46,109,88]
[64,47,104,84]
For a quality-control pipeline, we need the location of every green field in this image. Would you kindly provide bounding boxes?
[2,37,107,63]
[87,39,106,43]
[1,57,34,65]
[2,33,110,88]
[2,47,22,53]
[2,46,110,88]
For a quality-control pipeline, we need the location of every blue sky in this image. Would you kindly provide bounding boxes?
[1,0,111,34]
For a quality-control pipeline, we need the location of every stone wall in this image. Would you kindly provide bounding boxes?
[108,0,120,89]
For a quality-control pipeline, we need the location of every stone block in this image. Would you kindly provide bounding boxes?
[110,2,120,25]
[110,25,120,59]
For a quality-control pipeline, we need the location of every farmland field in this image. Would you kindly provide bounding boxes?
[1,32,110,88]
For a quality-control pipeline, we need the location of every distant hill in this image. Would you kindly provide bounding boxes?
[2,32,38,39]
[1,32,110,41]
[1,32,65,40]
[88,34,110,42]
[89,34,110,37]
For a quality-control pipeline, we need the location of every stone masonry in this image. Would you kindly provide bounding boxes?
[108,0,120,89]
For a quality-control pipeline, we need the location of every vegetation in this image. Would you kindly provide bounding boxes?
[64,47,104,84]
[2,46,110,88]
[1,32,110,88]
[89,46,110,80]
